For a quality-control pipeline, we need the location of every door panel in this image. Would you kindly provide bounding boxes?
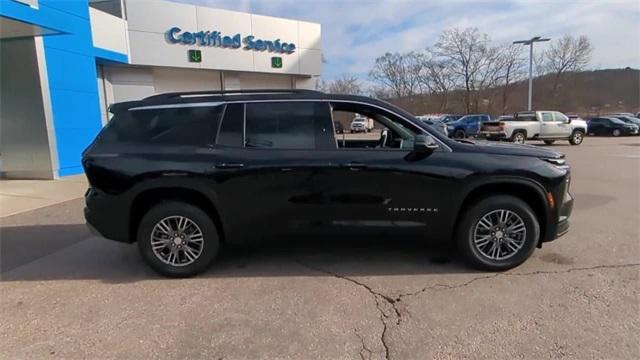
[211,148,332,241]
[540,112,563,137]
[211,101,334,242]
[311,149,452,237]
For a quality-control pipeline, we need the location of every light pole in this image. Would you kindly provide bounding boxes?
[513,36,550,111]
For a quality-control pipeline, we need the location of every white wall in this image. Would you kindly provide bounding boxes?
[124,0,322,76]
[102,66,224,106]
[89,7,128,55]
[101,65,313,108]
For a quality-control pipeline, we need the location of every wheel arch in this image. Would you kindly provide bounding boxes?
[129,187,225,244]
[511,128,528,138]
[453,179,549,246]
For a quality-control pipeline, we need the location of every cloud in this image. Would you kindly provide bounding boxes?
[175,0,640,80]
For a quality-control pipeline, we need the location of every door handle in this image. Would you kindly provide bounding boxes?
[214,163,245,169]
[341,162,367,170]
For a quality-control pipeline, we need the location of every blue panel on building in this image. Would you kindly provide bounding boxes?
[2,0,128,177]
[41,0,101,175]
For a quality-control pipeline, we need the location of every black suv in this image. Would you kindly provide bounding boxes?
[83,89,573,277]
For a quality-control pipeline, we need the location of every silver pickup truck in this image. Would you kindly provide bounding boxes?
[480,111,587,145]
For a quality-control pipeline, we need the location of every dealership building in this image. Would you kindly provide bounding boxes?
[0,0,322,178]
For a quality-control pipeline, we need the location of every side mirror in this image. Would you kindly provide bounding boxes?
[406,134,438,161]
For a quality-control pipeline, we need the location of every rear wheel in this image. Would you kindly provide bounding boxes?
[454,130,466,139]
[544,140,555,145]
[137,201,219,277]
[569,130,584,145]
[457,195,540,271]
[511,131,526,144]
[612,129,621,137]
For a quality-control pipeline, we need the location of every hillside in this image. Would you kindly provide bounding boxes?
[387,68,640,117]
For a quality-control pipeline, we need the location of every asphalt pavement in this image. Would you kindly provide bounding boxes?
[1,136,638,359]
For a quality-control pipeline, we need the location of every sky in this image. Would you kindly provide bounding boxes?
[176,0,640,81]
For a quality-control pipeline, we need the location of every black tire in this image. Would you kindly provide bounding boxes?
[454,130,466,139]
[569,130,584,145]
[511,131,526,144]
[543,140,555,145]
[456,195,540,271]
[137,201,219,278]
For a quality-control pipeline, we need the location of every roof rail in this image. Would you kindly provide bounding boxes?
[144,89,323,101]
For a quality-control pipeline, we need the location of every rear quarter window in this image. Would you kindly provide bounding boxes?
[99,105,224,146]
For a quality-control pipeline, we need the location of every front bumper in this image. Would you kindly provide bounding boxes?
[542,176,574,243]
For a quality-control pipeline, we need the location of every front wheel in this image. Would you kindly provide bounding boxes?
[569,130,584,145]
[137,201,220,277]
[511,131,526,144]
[612,129,621,137]
[457,195,540,271]
[454,130,466,139]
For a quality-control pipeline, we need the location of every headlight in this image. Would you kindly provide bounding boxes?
[542,157,570,170]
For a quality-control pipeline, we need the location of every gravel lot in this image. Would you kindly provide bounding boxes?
[1,136,638,359]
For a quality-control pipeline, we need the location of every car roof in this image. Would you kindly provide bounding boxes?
[110,89,399,113]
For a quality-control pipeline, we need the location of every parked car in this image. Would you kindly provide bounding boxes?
[350,116,370,133]
[438,114,463,123]
[334,121,344,134]
[84,89,573,277]
[609,115,640,130]
[480,111,586,145]
[417,117,447,136]
[587,117,639,136]
[446,114,491,138]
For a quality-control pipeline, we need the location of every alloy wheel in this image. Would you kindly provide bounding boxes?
[513,133,525,144]
[573,132,583,144]
[150,216,204,267]
[473,209,527,260]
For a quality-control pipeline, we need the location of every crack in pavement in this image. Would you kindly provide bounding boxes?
[354,328,373,360]
[296,260,640,359]
[397,263,640,300]
[296,259,394,359]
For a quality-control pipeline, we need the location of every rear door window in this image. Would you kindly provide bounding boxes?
[244,102,329,149]
[101,105,223,146]
[217,103,245,147]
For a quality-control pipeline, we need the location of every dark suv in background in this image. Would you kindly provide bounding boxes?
[83,89,573,277]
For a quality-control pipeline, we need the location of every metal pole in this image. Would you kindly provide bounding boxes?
[528,42,533,111]
[514,37,549,112]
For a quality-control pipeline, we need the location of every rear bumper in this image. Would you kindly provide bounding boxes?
[479,131,507,140]
[84,188,132,243]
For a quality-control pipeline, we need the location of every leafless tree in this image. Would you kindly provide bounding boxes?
[494,44,526,113]
[543,35,593,97]
[434,27,496,113]
[416,49,457,111]
[369,52,422,97]
[324,73,363,95]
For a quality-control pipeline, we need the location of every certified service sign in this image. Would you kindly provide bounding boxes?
[166,27,296,54]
